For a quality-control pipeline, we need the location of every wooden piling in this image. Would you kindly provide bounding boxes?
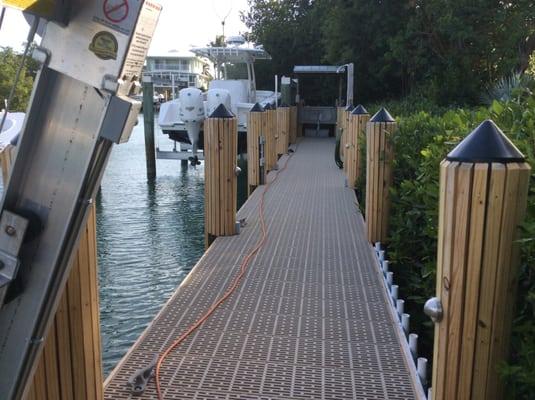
[365,108,396,243]
[429,120,530,400]
[276,104,290,156]
[345,105,370,188]
[0,146,104,400]
[264,104,278,173]
[341,105,353,165]
[289,105,298,144]
[0,143,16,184]
[247,103,264,196]
[142,76,156,179]
[204,104,238,247]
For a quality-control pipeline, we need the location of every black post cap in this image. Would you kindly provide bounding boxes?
[446,119,525,163]
[279,102,290,108]
[351,104,369,115]
[209,103,234,118]
[250,103,264,112]
[264,103,272,110]
[370,107,395,123]
[345,103,354,112]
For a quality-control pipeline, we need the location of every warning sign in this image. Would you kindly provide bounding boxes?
[103,0,129,23]
[92,0,141,36]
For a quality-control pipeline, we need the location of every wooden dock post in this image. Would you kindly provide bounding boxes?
[345,105,370,188]
[142,76,156,180]
[365,108,396,243]
[425,120,530,400]
[264,103,278,173]
[289,105,298,144]
[0,147,104,400]
[341,104,353,165]
[204,104,238,247]
[276,104,290,156]
[247,103,264,195]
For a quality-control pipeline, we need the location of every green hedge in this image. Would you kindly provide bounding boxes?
[358,96,535,398]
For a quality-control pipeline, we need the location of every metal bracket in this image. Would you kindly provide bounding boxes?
[0,211,29,307]
[127,356,158,396]
[424,297,443,323]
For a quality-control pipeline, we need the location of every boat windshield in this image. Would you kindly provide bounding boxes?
[222,63,248,80]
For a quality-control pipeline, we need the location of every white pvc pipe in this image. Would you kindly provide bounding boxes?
[391,285,399,302]
[417,357,428,387]
[402,313,410,335]
[409,333,418,360]
[382,260,389,276]
[387,272,393,288]
[396,299,404,320]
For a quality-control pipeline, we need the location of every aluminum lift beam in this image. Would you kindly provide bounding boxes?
[0,1,161,398]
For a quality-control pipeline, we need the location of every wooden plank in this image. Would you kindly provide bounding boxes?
[33,355,47,400]
[486,163,527,399]
[43,322,61,400]
[67,254,87,400]
[55,293,74,400]
[381,122,395,241]
[377,123,385,241]
[86,206,104,400]
[457,163,488,399]
[471,163,506,400]
[78,221,97,400]
[498,162,531,372]
[432,161,449,398]
[434,161,459,400]
[365,121,374,241]
[444,162,473,396]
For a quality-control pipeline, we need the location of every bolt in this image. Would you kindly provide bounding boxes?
[5,226,16,236]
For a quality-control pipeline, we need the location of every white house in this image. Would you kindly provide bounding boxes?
[144,50,213,99]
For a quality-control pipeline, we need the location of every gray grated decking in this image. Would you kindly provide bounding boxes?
[104,138,418,399]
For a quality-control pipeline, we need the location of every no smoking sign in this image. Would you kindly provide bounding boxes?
[103,0,129,23]
[92,0,141,36]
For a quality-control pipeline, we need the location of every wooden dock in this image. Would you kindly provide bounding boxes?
[104,137,420,399]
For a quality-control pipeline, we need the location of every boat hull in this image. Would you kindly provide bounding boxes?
[162,126,248,154]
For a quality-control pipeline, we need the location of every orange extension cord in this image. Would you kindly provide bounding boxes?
[155,152,294,400]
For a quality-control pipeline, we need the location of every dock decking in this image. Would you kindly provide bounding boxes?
[104,138,419,399]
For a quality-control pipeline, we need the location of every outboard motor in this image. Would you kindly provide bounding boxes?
[179,88,204,165]
[207,89,232,117]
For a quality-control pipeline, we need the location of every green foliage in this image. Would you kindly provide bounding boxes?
[528,52,535,78]
[373,96,535,398]
[0,46,39,112]
[481,71,534,105]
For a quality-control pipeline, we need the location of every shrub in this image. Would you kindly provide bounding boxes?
[360,96,535,398]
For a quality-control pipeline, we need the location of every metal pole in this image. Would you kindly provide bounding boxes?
[143,76,157,179]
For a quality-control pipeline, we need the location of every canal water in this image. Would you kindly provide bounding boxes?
[97,115,246,375]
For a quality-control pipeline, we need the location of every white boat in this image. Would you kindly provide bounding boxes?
[158,36,279,165]
[0,112,25,148]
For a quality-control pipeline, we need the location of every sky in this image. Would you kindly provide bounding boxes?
[0,0,250,53]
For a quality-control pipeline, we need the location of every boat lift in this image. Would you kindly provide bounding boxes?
[293,64,354,137]
[0,1,161,398]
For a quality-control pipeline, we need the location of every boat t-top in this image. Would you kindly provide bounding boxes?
[158,36,278,165]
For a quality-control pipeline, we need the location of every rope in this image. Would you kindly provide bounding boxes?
[0,16,39,134]
[155,149,295,400]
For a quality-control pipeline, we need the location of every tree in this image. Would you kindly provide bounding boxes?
[242,0,535,105]
[0,46,39,112]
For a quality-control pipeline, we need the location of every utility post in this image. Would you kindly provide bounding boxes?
[143,75,157,180]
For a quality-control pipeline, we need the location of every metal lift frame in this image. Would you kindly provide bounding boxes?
[0,2,161,398]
